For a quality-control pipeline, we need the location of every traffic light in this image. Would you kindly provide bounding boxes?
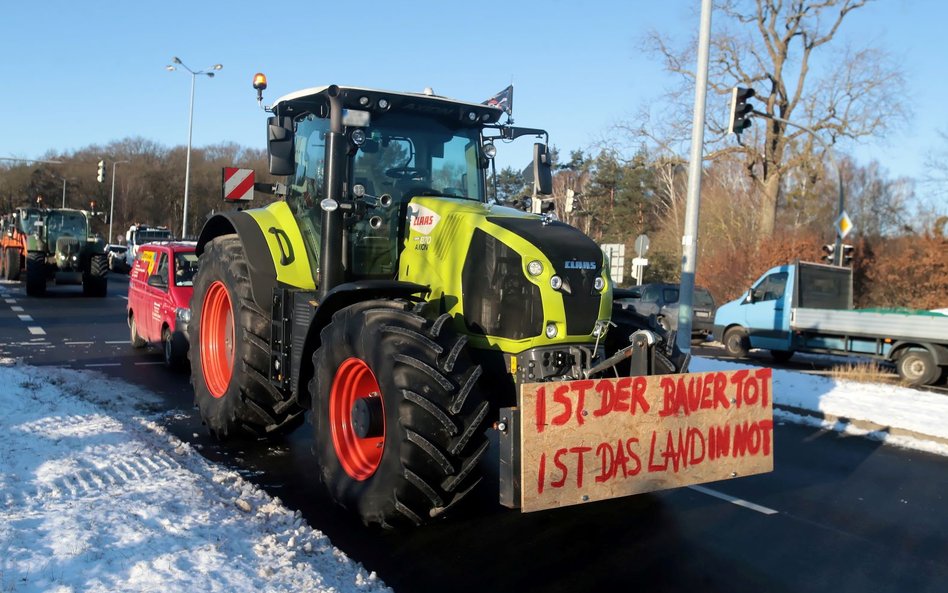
[728,87,755,136]
[97,159,106,183]
[842,244,854,266]
[821,244,835,264]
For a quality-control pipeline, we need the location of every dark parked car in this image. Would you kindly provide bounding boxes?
[613,283,716,341]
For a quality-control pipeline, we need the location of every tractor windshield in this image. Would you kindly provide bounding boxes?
[46,211,87,246]
[352,113,485,204]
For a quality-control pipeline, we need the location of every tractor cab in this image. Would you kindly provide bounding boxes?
[265,85,552,291]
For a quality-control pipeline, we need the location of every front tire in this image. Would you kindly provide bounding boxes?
[3,248,19,281]
[83,254,108,297]
[189,235,304,440]
[129,314,147,348]
[163,327,188,370]
[311,301,490,527]
[723,327,750,358]
[25,252,45,296]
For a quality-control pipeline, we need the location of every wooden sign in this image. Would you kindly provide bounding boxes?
[520,368,774,512]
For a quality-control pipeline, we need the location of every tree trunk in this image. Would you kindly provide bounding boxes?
[759,173,780,237]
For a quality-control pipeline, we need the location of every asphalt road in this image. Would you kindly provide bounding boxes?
[2,275,947,593]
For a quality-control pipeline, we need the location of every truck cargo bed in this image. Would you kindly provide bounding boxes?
[791,308,948,344]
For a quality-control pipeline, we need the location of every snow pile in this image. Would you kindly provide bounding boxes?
[689,356,948,455]
[0,359,391,593]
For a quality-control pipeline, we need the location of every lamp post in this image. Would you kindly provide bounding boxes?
[166,57,222,239]
[109,160,130,244]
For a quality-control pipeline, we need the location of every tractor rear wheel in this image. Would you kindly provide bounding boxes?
[82,254,108,297]
[311,301,490,527]
[189,235,304,440]
[25,252,45,296]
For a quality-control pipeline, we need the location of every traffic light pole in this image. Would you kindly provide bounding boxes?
[752,111,845,265]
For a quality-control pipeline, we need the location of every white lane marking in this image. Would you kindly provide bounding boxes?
[11,306,24,312]
[17,314,33,322]
[5,299,16,304]
[134,361,164,366]
[65,341,94,346]
[118,295,128,300]
[28,327,46,336]
[106,340,130,345]
[17,341,50,346]
[688,485,779,515]
[85,363,122,368]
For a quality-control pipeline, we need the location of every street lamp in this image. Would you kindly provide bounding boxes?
[166,56,222,239]
[109,160,130,244]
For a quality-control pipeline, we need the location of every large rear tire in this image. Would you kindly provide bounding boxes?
[189,235,304,440]
[25,252,45,297]
[311,301,490,527]
[83,254,108,297]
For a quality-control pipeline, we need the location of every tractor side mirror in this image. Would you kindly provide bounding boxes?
[267,116,295,176]
[533,143,553,196]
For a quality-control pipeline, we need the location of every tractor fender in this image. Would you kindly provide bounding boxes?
[196,212,276,310]
[196,203,316,309]
[294,280,431,408]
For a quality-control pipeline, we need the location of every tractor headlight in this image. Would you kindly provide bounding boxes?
[527,260,543,277]
[350,128,366,146]
[545,323,558,339]
[176,307,191,323]
[550,275,563,290]
[483,142,497,159]
[71,255,78,262]
[594,276,605,291]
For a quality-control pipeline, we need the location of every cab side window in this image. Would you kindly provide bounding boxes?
[153,253,169,291]
[752,272,788,302]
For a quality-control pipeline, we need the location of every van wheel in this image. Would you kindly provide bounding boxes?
[163,327,188,369]
[896,350,938,386]
[129,315,147,348]
[723,327,750,358]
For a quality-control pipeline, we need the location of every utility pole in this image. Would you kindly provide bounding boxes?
[676,0,713,362]
[109,160,130,243]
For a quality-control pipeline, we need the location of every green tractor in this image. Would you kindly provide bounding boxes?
[25,208,109,297]
[189,81,687,527]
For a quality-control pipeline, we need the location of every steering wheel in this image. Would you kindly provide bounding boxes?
[385,167,429,181]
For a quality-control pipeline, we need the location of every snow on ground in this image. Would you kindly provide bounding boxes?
[690,356,948,455]
[0,359,391,593]
[1,354,946,592]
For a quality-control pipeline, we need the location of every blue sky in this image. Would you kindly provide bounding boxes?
[1,0,945,199]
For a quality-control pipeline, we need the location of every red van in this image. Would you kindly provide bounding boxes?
[127,242,199,368]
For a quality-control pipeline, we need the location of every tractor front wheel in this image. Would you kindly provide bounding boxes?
[311,301,490,527]
[25,252,45,297]
[3,248,19,281]
[82,254,108,297]
[189,235,304,440]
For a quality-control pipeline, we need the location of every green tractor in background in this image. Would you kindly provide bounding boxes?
[188,80,686,527]
[25,208,109,297]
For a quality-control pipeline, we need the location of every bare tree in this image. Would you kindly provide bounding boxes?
[640,0,906,237]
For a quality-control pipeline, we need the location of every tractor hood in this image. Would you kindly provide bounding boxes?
[398,198,612,352]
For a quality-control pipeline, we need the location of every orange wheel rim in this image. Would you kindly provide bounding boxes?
[330,357,385,480]
[200,281,234,398]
